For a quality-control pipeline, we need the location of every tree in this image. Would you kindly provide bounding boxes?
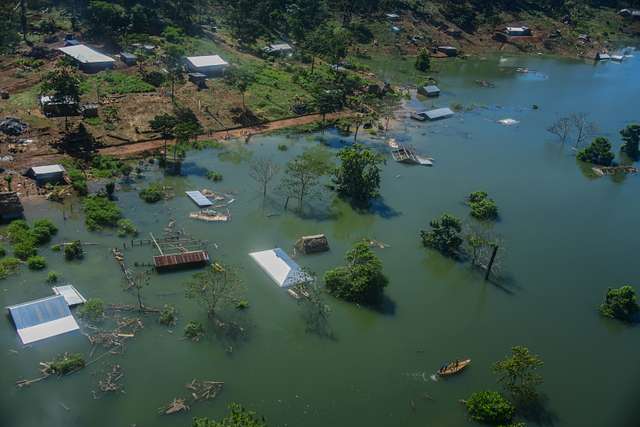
[324,240,388,304]
[193,403,267,427]
[576,137,614,166]
[149,113,177,166]
[87,1,129,44]
[225,67,255,111]
[467,191,498,220]
[620,124,640,160]
[569,113,597,148]
[249,157,280,205]
[165,44,185,102]
[299,280,332,337]
[465,391,515,424]
[600,285,639,322]
[547,117,571,144]
[333,144,384,208]
[4,175,12,191]
[131,270,150,312]
[314,89,342,132]
[287,0,327,44]
[105,181,115,200]
[494,346,544,404]
[41,66,81,130]
[0,2,20,53]
[421,213,463,258]
[415,48,431,72]
[280,146,333,212]
[185,263,243,319]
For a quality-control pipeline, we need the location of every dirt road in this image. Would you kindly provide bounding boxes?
[98,112,350,158]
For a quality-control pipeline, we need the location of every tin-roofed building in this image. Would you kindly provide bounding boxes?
[7,295,80,344]
[185,55,229,75]
[58,44,115,73]
[250,248,312,288]
[265,43,294,56]
[419,85,441,97]
[26,164,66,185]
[505,26,532,36]
[421,107,455,120]
[120,52,137,66]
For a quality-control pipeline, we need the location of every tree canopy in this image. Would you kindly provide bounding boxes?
[600,285,639,323]
[468,191,498,220]
[493,346,544,405]
[421,213,463,258]
[280,146,333,212]
[193,403,267,427]
[620,124,640,160]
[333,144,385,208]
[465,390,515,424]
[576,137,614,166]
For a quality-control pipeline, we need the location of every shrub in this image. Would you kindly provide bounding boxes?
[159,304,177,325]
[31,219,58,244]
[465,391,515,424]
[13,241,37,260]
[117,219,138,237]
[139,183,163,203]
[577,137,614,166]
[47,271,59,283]
[206,170,223,181]
[468,192,498,220]
[7,219,30,243]
[64,240,84,260]
[236,300,249,310]
[83,195,122,230]
[27,255,47,270]
[421,213,463,257]
[79,298,104,322]
[48,353,86,375]
[415,48,431,72]
[0,257,21,279]
[68,169,88,195]
[184,321,205,341]
[277,144,288,151]
[600,285,639,322]
[0,247,5,257]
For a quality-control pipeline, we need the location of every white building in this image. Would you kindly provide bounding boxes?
[505,26,532,36]
[185,55,229,75]
[27,164,66,184]
[58,44,115,73]
[265,43,293,56]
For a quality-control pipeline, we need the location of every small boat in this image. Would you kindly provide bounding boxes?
[437,358,471,376]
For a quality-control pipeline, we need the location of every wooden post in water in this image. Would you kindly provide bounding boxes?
[484,245,499,281]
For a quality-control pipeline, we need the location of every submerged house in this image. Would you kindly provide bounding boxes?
[7,295,80,344]
[265,43,293,56]
[505,26,532,36]
[0,191,24,221]
[420,107,454,120]
[26,164,66,185]
[419,85,440,97]
[185,55,229,75]
[120,52,137,66]
[58,44,115,73]
[250,248,312,288]
[595,52,611,61]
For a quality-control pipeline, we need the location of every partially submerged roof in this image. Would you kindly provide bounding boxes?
[186,191,213,207]
[185,55,228,68]
[52,285,87,306]
[425,85,440,93]
[249,248,312,288]
[422,107,454,120]
[29,164,66,175]
[120,52,137,59]
[154,250,210,269]
[7,295,80,344]
[58,44,115,64]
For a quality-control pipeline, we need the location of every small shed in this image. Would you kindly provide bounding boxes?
[250,248,312,288]
[188,73,207,87]
[265,43,294,56]
[0,191,24,221]
[154,250,210,270]
[505,26,532,36]
[58,44,115,73]
[385,13,400,20]
[595,52,611,61]
[80,103,98,118]
[26,164,66,184]
[419,85,440,97]
[64,39,80,47]
[7,295,80,344]
[120,52,137,66]
[185,55,229,76]
[52,285,87,306]
[186,190,213,207]
[295,234,329,254]
[421,107,454,120]
[40,95,79,117]
[437,46,458,57]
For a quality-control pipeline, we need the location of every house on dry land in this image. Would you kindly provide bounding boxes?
[58,44,115,73]
[26,164,66,185]
[265,43,293,56]
[505,26,532,36]
[185,55,229,76]
[39,95,79,117]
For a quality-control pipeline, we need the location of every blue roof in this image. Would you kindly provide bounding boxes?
[186,191,213,207]
[8,295,71,330]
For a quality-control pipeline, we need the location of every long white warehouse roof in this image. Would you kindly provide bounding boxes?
[186,55,228,68]
[58,44,115,64]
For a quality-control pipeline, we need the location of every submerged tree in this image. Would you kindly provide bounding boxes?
[298,277,332,338]
[149,113,177,166]
[324,240,388,305]
[131,270,151,312]
[569,113,597,148]
[333,143,385,208]
[547,117,571,145]
[467,191,498,221]
[600,285,639,323]
[576,137,614,166]
[493,346,544,405]
[193,403,267,427]
[415,48,431,72]
[465,390,515,425]
[249,156,280,205]
[280,147,332,212]
[421,213,463,258]
[185,263,243,319]
[464,225,503,280]
[620,124,640,160]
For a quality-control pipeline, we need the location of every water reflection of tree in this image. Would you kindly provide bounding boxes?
[297,273,333,339]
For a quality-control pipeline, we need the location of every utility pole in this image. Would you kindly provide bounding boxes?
[484,244,499,281]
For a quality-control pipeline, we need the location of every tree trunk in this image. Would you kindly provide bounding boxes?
[163,137,167,166]
[242,92,246,111]
[354,124,360,142]
[484,245,499,281]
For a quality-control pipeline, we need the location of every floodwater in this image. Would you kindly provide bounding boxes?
[2,52,640,427]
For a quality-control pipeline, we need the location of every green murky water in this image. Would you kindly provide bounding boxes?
[1,52,640,427]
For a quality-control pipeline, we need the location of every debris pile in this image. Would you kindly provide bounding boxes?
[87,317,144,355]
[0,117,28,136]
[190,189,235,223]
[295,234,330,254]
[96,364,124,394]
[160,379,224,415]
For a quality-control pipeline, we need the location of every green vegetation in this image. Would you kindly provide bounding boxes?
[79,298,105,322]
[64,240,84,261]
[415,48,431,72]
[206,171,223,182]
[600,285,639,323]
[27,256,47,270]
[6,219,57,261]
[0,247,6,257]
[48,353,86,376]
[83,195,122,230]
[139,183,164,203]
[324,240,388,305]
[494,346,544,405]
[193,403,267,427]
[13,241,37,260]
[185,264,243,318]
[468,191,499,220]
[0,257,21,279]
[40,65,81,127]
[277,144,288,151]
[281,146,333,212]
[80,71,154,95]
[333,144,384,208]
[236,300,250,310]
[620,124,640,160]
[31,219,58,244]
[90,155,125,179]
[47,271,59,283]
[159,304,177,326]
[421,213,464,258]
[117,219,138,237]
[577,137,614,166]
[465,391,515,424]
[184,321,205,341]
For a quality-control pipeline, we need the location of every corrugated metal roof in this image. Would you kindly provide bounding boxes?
[268,43,293,51]
[29,164,65,175]
[425,85,440,93]
[249,248,312,288]
[422,108,454,120]
[52,285,87,306]
[58,45,115,64]
[7,295,79,344]
[186,191,213,207]
[186,55,228,68]
[154,250,210,269]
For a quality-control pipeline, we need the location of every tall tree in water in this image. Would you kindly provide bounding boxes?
[620,124,640,160]
[280,147,333,212]
[333,144,384,208]
[249,157,280,205]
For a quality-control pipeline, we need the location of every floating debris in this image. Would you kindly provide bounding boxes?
[592,165,638,176]
[497,118,519,126]
[96,364,124,395]
[189,208,230,222]
[160,398,190,415]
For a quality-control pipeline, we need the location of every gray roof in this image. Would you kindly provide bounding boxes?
[120,52,137,59]
[425,85,440,93]
[186,190,213,207]
[422,107,454,120]
[29,164,66,175]
[58,44,115,64]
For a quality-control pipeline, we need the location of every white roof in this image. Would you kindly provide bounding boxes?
[269,43,292,51]
[506,26,529,32]
[7,295,80,344]
[52,285,87,306]
[30,164,66,175]
[249,248,312,288]
[58,44,115,64]
[422,108,455,120]
[186,55,228,68]
[186,191,213,207]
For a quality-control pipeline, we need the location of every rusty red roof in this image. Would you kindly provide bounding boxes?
[153,250,210,269]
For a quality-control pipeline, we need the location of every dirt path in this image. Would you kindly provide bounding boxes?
[99,112,351,158]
